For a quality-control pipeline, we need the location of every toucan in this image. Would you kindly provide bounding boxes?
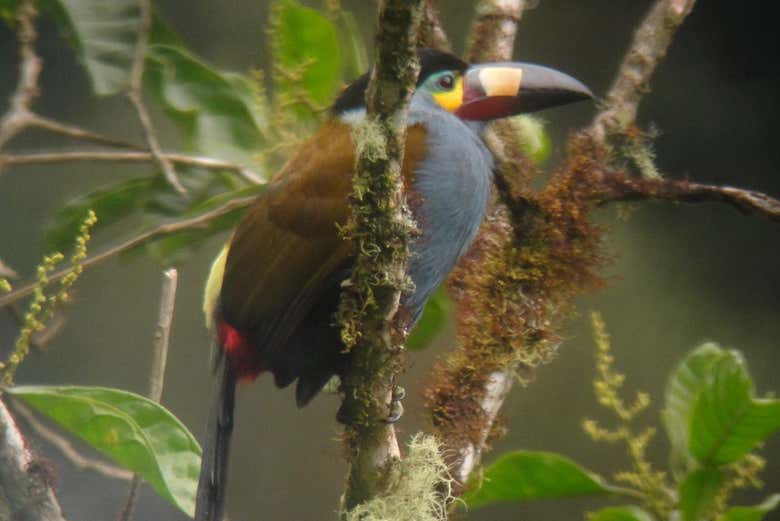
[195,48,592,521]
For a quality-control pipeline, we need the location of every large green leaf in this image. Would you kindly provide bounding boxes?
[589,506,657,521]
[689,350,780,466]
[8,385,201,516]
[270,0,342,117]
[664,343,723,470]
[145,44,268,167]
[462,450,616,508]
[718,495,780,521]
[42,0,142,95]
[44,176,158,252]
[679,467,724,521]
[407,288,452,350]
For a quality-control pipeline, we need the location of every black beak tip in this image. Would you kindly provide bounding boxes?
[519,67,595,113]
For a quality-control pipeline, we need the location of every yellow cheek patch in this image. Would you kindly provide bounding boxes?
[432,76,463,112]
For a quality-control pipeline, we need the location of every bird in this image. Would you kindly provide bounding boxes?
[195,47,592,521]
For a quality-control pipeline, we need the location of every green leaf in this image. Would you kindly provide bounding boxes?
[679,467,724,521]
[44,176,157,252]
[589,506,657,521]
[462,450,616,508]
[8,385,201,516]
[42,0,142,95]
[336,8,368,79]
[718,494,780,521]
[511,115,551,164]
[0,0,21,26]
[664,343,724,470]
[270,0,342,117]
[407,288,452,350]
[143,182,263,265]
[690,350,780,465]
[145,44,268,166]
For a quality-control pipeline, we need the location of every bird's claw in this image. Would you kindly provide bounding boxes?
[384,386,406,424]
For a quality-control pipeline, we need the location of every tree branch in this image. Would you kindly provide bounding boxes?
[337,0,423,511]
[126,0,186,197]
[588,0,697,144]
[117,269,178,521]
[466,0,524,63]
[593,174,780,222]
[417,0,450,50]
[1,150,263,185]
[25,115,142,150]
[424,0,531,491]
[11,401,133,481]
[0,195,256,309]
[0,398,68,521]
[0,0,42,152]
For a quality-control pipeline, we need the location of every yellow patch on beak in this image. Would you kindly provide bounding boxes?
[479,67,523,97]
[432,76,463,112]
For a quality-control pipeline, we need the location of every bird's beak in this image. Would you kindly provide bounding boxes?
[454,62,593,121]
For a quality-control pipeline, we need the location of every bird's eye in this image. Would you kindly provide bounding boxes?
[437,73,455,90]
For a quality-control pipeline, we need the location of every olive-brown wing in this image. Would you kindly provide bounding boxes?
[219,119,428,356]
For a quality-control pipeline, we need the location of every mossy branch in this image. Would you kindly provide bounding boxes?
[336,0,423,511]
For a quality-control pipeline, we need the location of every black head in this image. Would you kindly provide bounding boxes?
[331,48,592,120]
[331,48,467,115]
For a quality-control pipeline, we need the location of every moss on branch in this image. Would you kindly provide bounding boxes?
[336,0,424,511]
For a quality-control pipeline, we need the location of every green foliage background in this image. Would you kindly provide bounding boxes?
[0,0,778,520]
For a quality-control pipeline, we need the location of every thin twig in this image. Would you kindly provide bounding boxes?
[2,150,264,185]
[117,269,178,521]
[0,0,42,151]
[588,0,697,143]
[594,174,780,222]
[0,398,68,521]
[11,401,133,481]
[0,195,256,309]
[126,0,186,197]
[26,115,142,150]
[0,258,18,279]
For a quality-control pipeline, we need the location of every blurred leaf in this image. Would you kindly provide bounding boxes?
[142,180,264,265]
[589,506,657,521]
[679,467,724,521]
[44,176,157,252]
[336,8,368,79]
[462,450,616,508]
[511,115,551,164]
[690,350,780,466]
[41,0,142,95]
[0,0,21,26]
[150,11,182,46]
[407,288,451,350]
[664,343,723,470]
[270,0,342,117]
[718,495,780,521]
[145,44,268,166]
[8,385,201,516]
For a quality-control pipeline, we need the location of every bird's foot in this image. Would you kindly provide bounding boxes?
[384,386,405,424]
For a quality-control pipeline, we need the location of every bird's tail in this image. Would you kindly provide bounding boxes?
[195,352,237,521]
